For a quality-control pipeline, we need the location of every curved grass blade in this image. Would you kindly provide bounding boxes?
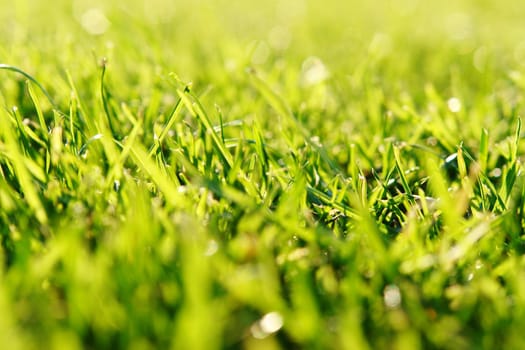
[100,58,118,139]
[0,64,56,108]
[177,87,233,169]
[0,108,48,227]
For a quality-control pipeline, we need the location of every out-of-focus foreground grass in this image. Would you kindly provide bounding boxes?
[2,0,525,349]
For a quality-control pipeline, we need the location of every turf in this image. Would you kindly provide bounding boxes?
[1,0,525,349]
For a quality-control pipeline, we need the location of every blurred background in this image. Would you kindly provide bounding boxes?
[1,0,524,143]
[2,0,525,82]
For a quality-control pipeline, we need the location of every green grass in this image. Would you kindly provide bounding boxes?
[2,0,525,349]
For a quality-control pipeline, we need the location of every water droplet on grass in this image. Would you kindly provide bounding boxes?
[489,168,502,178]
[260,312,284,334]
[300,57,329,86]
[384,284,402,309]
[250,312,284,338]
[204,240,219,256]
[81,8,110,35]
[447,97,462,113]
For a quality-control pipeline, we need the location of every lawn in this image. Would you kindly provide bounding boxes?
[1,0,525,349]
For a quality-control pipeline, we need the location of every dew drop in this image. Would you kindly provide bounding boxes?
[260,312,284,334]
[81,8,110,35]
[447,97,462,113]
[384,284,402,309]
[300,57,329,86]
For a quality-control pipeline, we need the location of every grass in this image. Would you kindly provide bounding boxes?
[1,0,525,349]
